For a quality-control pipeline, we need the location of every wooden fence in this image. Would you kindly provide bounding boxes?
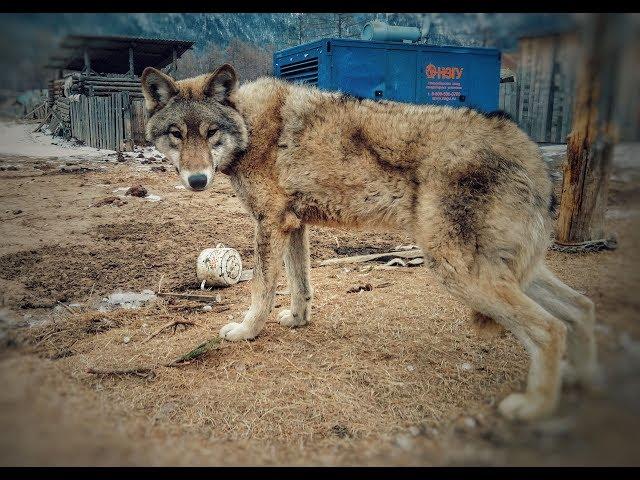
[498,33,580,143]
[69,92,147,151]
[499,31,639,143]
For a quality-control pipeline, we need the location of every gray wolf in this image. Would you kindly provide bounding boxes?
[141,64,599,421]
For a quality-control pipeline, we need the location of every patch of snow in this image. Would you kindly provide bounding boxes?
[145,193,162,202]
[539,144,568,155]
[121,144,165,162]
[0,121,115,161]
[98,289,157,311]
[112,187,162,202]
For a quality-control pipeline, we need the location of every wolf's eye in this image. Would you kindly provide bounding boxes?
[207,128,218,139]
[169,129,182,140]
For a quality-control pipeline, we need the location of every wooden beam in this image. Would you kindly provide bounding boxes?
[556,14,626,244]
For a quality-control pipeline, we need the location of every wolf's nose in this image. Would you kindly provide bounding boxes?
[188,174,207,190]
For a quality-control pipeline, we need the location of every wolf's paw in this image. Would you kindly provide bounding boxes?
[278,309,308,328]
[498,392,555,421]
[219,322,256,341]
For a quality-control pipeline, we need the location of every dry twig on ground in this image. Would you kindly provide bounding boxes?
[143,320,197,343]
[87,367,156,380]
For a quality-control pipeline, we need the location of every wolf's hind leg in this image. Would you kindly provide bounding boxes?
[426,254,567,421]
[525,265,599,388]
[278,225,313,328]
[220,222,288,341]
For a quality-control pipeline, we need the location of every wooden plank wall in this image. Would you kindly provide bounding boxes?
[499,34,583,143]
[505,31,638,143]
[130,100,147,146]
[499,81,518,119]
[69,93,126,150]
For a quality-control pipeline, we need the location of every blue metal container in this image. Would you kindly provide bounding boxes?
[273,38,501,112]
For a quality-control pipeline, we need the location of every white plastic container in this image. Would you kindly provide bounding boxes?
[196,244,243,287]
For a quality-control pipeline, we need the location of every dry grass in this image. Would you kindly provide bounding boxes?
[1,147,640,465]
[10,267,528,446]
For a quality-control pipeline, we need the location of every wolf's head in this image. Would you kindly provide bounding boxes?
[141,64,248,191]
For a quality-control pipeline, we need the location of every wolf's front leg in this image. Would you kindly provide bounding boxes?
[220,221,288,341]
[278,225,313,328]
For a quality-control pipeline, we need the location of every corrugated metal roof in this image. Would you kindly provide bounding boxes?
[45,34,194,75]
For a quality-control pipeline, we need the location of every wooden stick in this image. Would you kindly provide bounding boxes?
[33,111,53,132]
[318,249,423,266]
[87,367,155,379]
[165,337,222,367]
[56,300,77,315]
[156,291,221,302]
[143,320,197,343]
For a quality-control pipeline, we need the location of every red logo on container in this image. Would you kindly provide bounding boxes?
[426,64,464,79]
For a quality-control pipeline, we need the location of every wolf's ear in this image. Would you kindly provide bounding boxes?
[203,64,238,102]
[141,67,179,113]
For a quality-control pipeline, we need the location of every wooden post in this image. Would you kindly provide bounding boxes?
[129,45,135,78]
[83,48,91,74]
[556,14,625,244]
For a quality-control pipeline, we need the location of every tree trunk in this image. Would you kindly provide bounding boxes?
[556,14,626,243]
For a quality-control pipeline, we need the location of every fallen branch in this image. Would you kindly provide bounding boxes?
[143,320,197,343]
[167,304,230,314]
[32,110,53,132]
[157,291,222,302]
[318,249,423,266]
[56,301,78,315]
[87,367,156,380]
[166,336,222,367]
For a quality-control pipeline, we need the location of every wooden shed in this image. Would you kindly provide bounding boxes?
[499,28,639,143]
[43,35,194,150]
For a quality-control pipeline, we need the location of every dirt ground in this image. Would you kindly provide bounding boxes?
[0,125,639,466]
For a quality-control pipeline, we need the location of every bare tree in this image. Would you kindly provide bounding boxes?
[174,39,276,82]
[224,39,275,83]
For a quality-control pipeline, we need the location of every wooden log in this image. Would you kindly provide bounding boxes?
[83,82,141,87]
[86,85,141,90]
[318,249,424,266]
[78,74,141,83]
[556,14,625,244]
[82,79,141,85]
